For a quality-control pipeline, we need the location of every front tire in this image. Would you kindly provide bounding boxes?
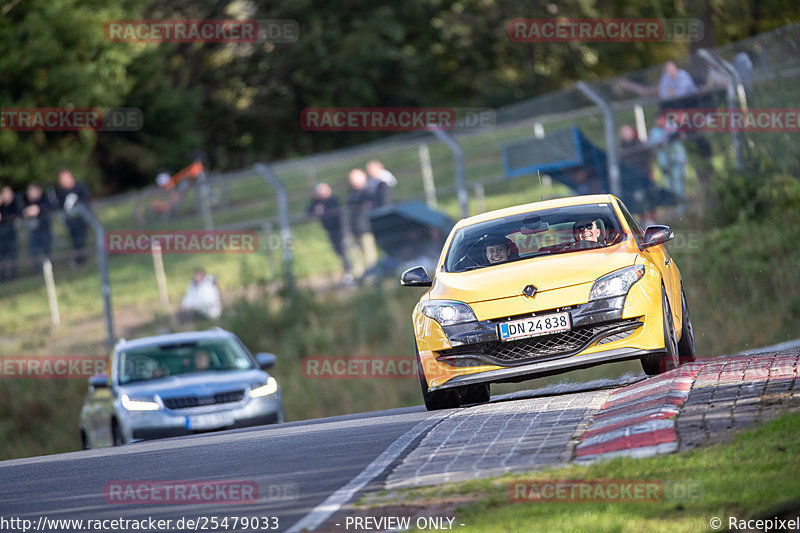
[641,286,680,376]
[111,419,125,446]
[416,344,460,410]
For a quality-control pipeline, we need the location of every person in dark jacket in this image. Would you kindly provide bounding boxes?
[56,168,92,264]
[0,185,22,281]
[347,169,379,275]
[23,183,54,262]
[308,182,353,283]
[366,160,397,208]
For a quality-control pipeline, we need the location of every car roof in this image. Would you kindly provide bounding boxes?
[115,329,237,352]
[452,194,619,229]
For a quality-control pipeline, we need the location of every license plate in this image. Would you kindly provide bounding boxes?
[498,312,571,342]
[187,412,234,430]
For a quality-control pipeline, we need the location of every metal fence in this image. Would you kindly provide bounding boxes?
[3,22,799,351]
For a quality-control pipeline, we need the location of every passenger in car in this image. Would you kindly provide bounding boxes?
[484,236,519,265]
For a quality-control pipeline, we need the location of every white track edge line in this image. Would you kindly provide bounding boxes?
[285,414,448,533]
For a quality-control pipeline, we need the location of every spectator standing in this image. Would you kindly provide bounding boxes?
[366,160,397,208]
[347,168,379,276]
[307,182,354,285]
[0,185,22,281]
[179,268,222,321]
[22,183,54,262]
[648,114,688,214]
[55,169,92,265]
[658,61,698,101]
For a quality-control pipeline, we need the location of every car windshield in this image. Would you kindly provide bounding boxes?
[117,338,255,384]
[444,203,625,273]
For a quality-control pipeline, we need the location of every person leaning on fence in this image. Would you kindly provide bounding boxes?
[179,268,222,321]
[365,159,397,208]
[347,168,379,276]
[307,182,354,285]
[0,185,22,281]
[658,61,698,102]
[648,113,688,213]
[56,169,92,266]
[22,183,55,263]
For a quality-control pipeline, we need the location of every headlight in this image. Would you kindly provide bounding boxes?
[420,300,477,326]
[121,394,160,411]
[589,265,645,300]
[249,377,278,398]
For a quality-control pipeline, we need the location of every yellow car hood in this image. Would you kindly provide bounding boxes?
[430,243,638,304]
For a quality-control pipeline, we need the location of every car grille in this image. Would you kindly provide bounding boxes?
[161,389,245,410]
[437,318,641,368]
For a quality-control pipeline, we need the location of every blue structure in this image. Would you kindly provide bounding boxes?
[502,126,677,213]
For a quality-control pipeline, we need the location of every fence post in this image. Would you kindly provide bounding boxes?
[577,82,621,198]
[195,170,215,230]
[254,163,293,290]
[72,203,115,351]
[634,104,648,142]
[473,183,487,213]
[418,143,438,209]
[42,259,60,328]
[262,221,277,277]
[151,241,170,313]
[427,127,469,218]
[697,49,746,171]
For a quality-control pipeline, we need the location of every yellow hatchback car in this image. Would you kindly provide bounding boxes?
[402,194,696,410]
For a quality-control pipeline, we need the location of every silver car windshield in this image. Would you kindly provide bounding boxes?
[444,203,625,273]
[118,339,255,384]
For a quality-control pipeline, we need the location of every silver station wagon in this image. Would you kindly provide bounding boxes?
[80,328,283,448]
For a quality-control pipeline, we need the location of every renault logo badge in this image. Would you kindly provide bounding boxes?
[522,284,537,298]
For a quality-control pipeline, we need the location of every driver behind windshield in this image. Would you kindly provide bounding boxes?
[572,219,601,244]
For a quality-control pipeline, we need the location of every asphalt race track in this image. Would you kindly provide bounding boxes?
[0,376,640,533]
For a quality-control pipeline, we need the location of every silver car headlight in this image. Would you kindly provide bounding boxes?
[249,377,278,398]
[589,265,645,300]
[121,394,160,411]
[420,300,477,326]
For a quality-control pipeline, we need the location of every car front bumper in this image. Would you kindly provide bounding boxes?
[429,346,662,391]
[414,275,667,389]
[119,394,284,442]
